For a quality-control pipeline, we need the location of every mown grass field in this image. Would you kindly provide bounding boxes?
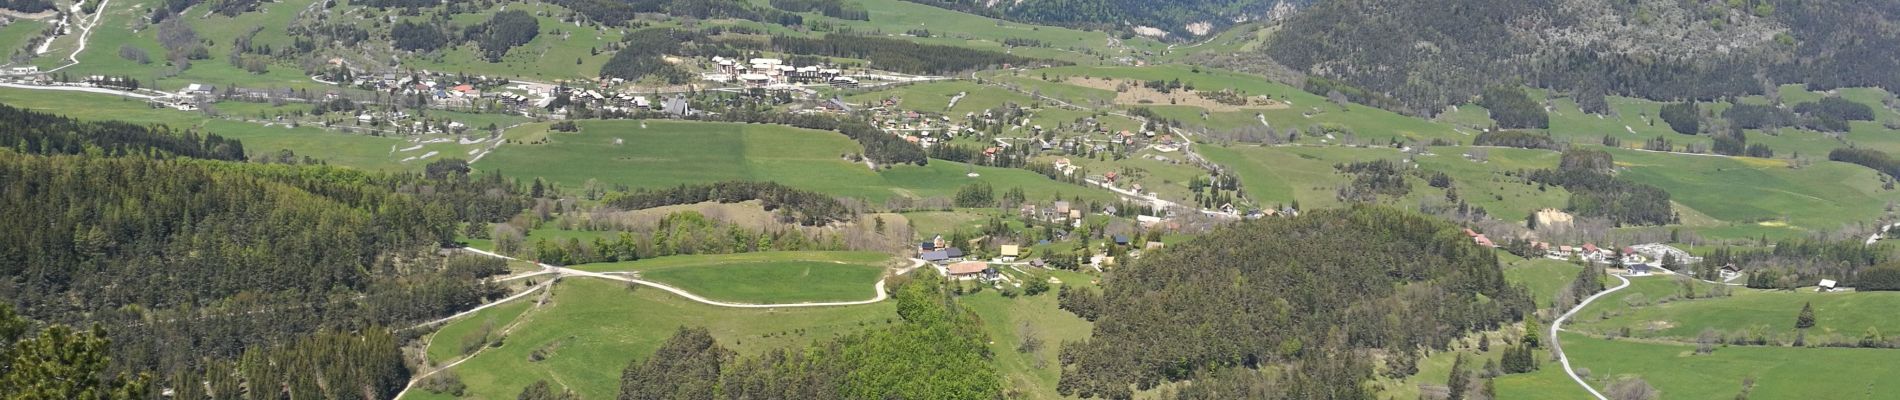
[1607,148,1900,232]
[403,278,897,400]
[1556,331,1900,399]
[569,251,891,303]
[480,120,1120,202]
[1569,286,1900,343]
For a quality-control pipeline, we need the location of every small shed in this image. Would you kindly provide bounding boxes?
[1819,279,1839,292]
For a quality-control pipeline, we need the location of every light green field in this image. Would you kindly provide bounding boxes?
[1505,256,1582,309]
[568,251,891,303]
[1198,144,1572,218]
[424,300,535,364]
[848,80,1034,115]
[1570,287,1900,343]
[403,3,618,81]
[1029,65,1465,142]
[479,120,1120,202]
[1556,331,1900,400]
[959,287,1093,400]
[0,18,45,56]
[817,0,1169,65]
[402,279,895,400]
[1608,148,1900,232]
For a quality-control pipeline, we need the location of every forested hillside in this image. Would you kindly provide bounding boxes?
[1259,0,1900,115]
[1055,206,1533,398]
[0,104,533,397]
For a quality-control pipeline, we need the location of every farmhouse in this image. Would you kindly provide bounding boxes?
[945,261,995,281]
[999,245,1020,262]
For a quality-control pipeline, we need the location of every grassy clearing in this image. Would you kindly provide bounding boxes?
[567,252,891,303]
[406,278,895,399]
[424,300,535,364]
[958,289,1092,400]
[817,0,1168,65]
[481,120,1120,202]
[1608,148,1900,231]
[1556,331,1900,399]
[1504,255,1582,310]
[1569,287,1900,343]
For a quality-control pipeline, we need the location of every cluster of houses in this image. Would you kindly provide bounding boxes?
[706,57,855,88]
[918,236,999,281]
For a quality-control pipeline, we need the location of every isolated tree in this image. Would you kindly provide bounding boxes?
[1447,353,1470,400]
[1796,302,1816,329]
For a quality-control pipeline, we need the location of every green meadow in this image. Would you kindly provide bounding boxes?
[478,120,1121,202]
[404,279,895,399]
[1569,287,1900,343]
[570,251,892,304]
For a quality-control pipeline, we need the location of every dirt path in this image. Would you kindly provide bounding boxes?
[1551,273,1632,400]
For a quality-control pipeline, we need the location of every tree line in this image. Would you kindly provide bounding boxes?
[1472,130,1558,150]
[770,33,1056,75]
[604,181,853,226]
[0,103,245,160]
[1055,205,1534,399]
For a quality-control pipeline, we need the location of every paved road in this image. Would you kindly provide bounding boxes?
[1551,273,1632,400]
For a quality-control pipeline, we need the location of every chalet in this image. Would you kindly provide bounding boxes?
[943,247,965,260]
[1629,263,1652,275]
[1819,279,1839,292]
[1720,264,1743,281]
[183,83,215,95]
[920,250,949,263]
[945,261,995,281]
[999,245,1021,262]
[1053,201,1072,216]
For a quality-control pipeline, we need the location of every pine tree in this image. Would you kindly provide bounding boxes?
[1447,353,1470,400]
[1796,302,1816,329]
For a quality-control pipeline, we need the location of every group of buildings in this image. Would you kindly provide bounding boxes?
[706,57,856,88]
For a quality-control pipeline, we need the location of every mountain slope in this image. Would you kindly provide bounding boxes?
[1254,0,1900,115]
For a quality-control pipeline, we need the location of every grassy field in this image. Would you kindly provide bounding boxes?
[1607,148,1900,232]
[567,252,892,303]
[403,278,896,399]
[480,120,1120,202]
[816,0,1167,65]
[0,18,45,57]
[1027,65,1465,142]
[1569,287,1900,343]
[1504,255,1583,310]
[424,300,536,364]
[848,80,1035,116]
[959,287,1093,400]
[1555,331,1900,399]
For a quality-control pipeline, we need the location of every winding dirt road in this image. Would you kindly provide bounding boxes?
[1551,273,1632,400]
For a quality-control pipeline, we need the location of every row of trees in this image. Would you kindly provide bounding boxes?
[549,0,804,27]
[771,33,1054,75]
[604,181,853,226]
[618,277,1001,399]
[0,102,245,160]
[1055,206,1534,399]
[1472,130,1558,150]
[513,211,848,265]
